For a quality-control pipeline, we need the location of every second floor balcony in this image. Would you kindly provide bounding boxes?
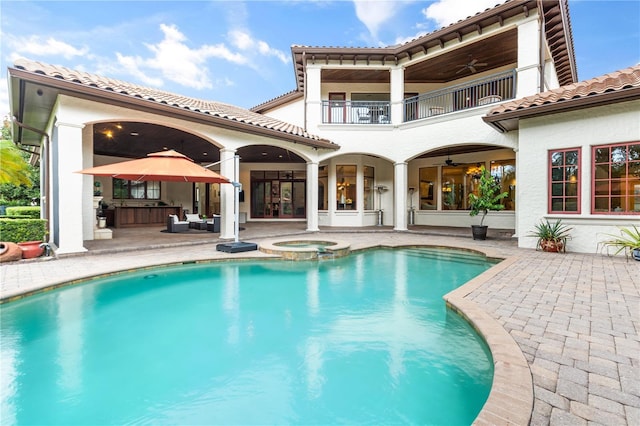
[321,70,516,125]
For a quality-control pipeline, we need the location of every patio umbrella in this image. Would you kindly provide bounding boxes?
[76,149,231,183]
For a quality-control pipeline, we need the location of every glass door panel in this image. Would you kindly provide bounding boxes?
[280,182,293,217]
[293,181,305,217]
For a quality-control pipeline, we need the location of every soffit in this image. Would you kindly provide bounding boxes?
[290,0,575,92]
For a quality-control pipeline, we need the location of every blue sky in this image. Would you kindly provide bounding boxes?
[1,0,639,117]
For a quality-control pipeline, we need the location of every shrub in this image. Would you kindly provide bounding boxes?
[6,206,40,218]
[0,218,47,242]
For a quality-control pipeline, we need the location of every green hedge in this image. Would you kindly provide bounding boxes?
[5,206,40,218]
[0,218,47,243]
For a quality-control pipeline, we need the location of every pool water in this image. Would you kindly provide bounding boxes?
[1,247,496,425]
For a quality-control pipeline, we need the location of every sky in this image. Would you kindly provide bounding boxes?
[1,0,639,118]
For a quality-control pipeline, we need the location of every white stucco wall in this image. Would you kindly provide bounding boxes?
[517,100,640,254]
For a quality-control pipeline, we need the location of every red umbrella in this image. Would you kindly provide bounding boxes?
[76,150,231,183]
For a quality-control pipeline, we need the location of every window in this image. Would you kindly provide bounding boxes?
[548,149,580,213]
[593,142,640,214]
[336,165,356,210]
[318,166,328,210]
[419,167,437,210]
[113,178,160,200]
[491,159,516,211]
[363,166,375,210]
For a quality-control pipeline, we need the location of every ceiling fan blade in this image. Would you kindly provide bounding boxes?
[476,62,488,66]
[455,67,466,74]
[469,66,477,73]
[469,59,478,66]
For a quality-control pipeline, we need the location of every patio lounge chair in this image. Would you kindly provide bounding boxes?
[167,214,189,233]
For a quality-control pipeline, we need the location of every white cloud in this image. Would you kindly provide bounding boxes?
[116,23,248,90]
[229,30,290,64]
[423,0,499,28]
[0,84,9,119]
[5,35,88,59]
[353,0,398,38]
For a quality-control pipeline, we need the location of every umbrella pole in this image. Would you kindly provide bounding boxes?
[234,155,240,243]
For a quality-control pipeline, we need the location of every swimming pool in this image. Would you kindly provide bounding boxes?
[0,247,497,425]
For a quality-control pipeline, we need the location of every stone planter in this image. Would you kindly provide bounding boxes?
[18,241,44,259]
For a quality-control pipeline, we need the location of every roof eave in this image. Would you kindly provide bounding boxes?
[483,88,640,132]
[8,66,338,151]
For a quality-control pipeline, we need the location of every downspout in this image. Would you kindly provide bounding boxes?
[537,0,546,93]
[10,116,51,244]
[303,51,308,131]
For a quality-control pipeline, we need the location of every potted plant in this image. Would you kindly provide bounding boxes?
[528,219,572,252]
[468,165,508,240]
[598,225,640,261]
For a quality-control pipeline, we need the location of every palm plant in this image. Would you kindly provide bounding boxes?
[599,225,640,260]
[0,140,32,186]
[528,219,572,252]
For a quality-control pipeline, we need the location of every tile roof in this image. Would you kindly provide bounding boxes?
[484,64,640,131]
[11,58,338,150]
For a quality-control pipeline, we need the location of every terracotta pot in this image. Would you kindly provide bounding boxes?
[0,242,23,262]
[17,241,44,259]
[540,239,564,253]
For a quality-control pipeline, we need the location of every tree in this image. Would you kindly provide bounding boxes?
[468,165,508,227]
[0,119,39,205]
[0,140,33,186]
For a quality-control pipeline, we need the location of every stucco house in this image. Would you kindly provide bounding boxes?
[7,0,639,255]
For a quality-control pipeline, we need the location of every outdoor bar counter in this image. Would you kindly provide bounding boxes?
[114,206,182,228]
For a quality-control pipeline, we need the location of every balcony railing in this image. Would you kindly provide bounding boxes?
[322,101,391,125]
[404,70,516,122]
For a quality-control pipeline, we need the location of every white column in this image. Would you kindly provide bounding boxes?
[305,66,322,130]
[394,162,408,231]
[390,67,405,125]
[219,148,236,240]
[306,161,319,231]
[55,121,87,254]
[517,17,543,97]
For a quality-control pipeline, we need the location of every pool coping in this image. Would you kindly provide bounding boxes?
[258,238,351,260]
[444,255,534,426]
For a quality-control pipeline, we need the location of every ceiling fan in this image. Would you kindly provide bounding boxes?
[456,56,488,74]
[431,151,459,167]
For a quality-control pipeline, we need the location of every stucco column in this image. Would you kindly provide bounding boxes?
[517,17,542,97]
[54,120,87,254]
[305,66,322,130]
[394,162,408,231]
[390,67,405,125]
[219,148,237,240]
[306,161,319,231]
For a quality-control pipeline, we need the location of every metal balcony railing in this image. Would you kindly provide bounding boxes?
[404,70,516,122]
[321,101,391,125]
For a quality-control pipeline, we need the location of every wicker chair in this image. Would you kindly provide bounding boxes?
[167,214,189,233]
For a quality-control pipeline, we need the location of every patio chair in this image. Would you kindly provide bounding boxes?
[167,214,189,233]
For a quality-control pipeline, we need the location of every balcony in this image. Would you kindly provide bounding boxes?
[320,70,516,125]
[322,100,390,125]
[404,70,516,122]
